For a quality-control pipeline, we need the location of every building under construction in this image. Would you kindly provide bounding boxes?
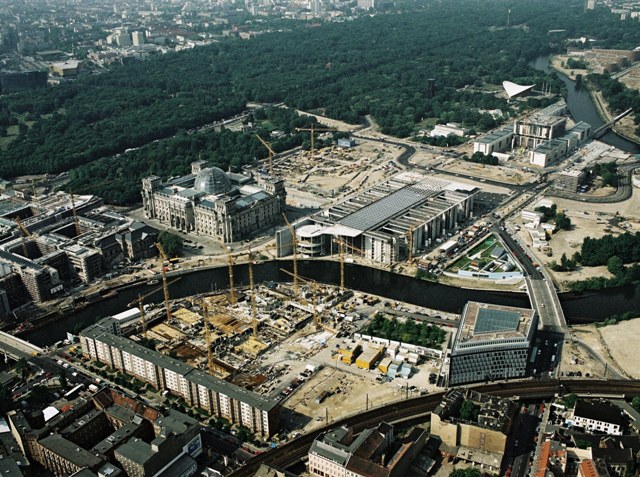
[0,189,158,305]
[276,172,478,264]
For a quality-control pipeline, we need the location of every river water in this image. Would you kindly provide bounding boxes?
[22,60,640,346]
[23,260,640,346]
[529,55,640,153]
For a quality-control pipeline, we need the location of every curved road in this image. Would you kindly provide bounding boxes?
[228,379,640,476]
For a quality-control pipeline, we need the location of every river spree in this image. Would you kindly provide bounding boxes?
[530,55,640,153]
[23,261,640,346]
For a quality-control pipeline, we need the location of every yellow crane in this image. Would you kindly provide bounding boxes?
[280,268,321,329]
[155,242,173,321]
[256,134,276,176]
[295,125,337,155]
[201,301,229,377]
[248,249,258,337]
[282,214,298,297]
[66,179,118,237]
[333,237,364,291]
[226,247,236,305]
[14,217,31,258]
[127,278,181,336]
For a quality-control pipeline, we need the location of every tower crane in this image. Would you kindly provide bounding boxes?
[127,278,181,336]
[332,237,364,291]
[155,242,173,321]
[256,134,276,176]
[201,301,228,377]
[248,249,258,337]
[226,247,236,305]
[295,125,337,155]
[280,268,321,329]
[14,218,31,258]
[282,214,299,297]
[67,180,117,237]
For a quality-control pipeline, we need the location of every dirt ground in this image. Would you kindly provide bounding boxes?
[597,319,640,378]
[440,159,539,185]
[562,326,610,378]
[512,189,640,288]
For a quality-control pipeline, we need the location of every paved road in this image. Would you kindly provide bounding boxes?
[548,163,640,203]
[526,278,567,333]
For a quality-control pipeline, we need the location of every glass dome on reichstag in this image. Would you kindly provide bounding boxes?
[194,167,231,195]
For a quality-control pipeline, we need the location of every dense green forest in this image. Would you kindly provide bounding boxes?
[2,0,640,203]
[65,106,320,204]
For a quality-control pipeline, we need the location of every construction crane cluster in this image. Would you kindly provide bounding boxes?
[127,277,181,336]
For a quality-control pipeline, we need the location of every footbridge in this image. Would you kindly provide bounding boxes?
[592,108,633,138]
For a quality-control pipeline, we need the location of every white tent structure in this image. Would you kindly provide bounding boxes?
[502,81,535,98]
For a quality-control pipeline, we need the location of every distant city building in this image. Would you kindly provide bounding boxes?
[513,100,567,149]
[473,128,514,156]
[448,301,537,385]
[430,123,468,138]
[308,422,427,477]
[7,388,201,477]
[50,60,81,77]
[431,388,516,472]
[0,190,159,305]
[142,161,286,243]
[131,31,145,46]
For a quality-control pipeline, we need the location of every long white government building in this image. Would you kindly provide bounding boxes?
[277,173,478,264]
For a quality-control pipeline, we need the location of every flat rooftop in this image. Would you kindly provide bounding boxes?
[455,301,535,347]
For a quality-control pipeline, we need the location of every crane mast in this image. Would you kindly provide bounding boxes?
[155,242,173,321]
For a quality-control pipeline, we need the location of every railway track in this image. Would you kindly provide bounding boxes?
[227,379,640,476]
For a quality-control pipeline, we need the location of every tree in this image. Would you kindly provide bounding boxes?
[449,469,481,477]
[632,396,640,413]
[555,213,571,231]
[563,393,578,408]
[459,400,479,422]
[158,231,183,257]
[607,256,624,275]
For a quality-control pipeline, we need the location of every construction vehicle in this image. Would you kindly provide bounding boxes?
[256,134,276,176]
[155,242,173,321]
[295,125,337,155]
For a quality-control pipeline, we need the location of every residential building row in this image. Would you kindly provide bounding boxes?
[79,318,279,437]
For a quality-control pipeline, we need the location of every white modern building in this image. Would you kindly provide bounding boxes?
[277,173,478,265]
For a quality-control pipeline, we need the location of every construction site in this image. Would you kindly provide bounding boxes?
[110,244,455,435]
